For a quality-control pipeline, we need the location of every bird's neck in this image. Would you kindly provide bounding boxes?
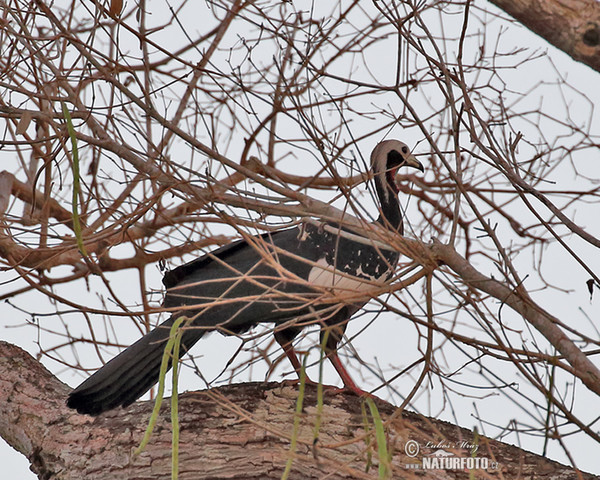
[375,182,404,235]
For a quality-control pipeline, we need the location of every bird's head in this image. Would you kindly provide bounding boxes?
[371,140,424,196]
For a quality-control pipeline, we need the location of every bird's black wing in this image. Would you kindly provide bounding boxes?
[161,226,324,329]
[162,232,274,289]
[67,226,320,414]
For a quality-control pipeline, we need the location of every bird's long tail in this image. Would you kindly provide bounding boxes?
[67,317,205,415]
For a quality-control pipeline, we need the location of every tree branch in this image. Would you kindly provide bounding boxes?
[488,0,600,72]
[430,238,600,397]
[1,341,597,479]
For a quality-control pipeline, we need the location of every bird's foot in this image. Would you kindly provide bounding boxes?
[324,385,378,399]
[281,379,379,402]
[282,376,319,388]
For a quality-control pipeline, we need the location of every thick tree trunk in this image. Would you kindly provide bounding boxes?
[0,341,597,479]
[487,0,600,72]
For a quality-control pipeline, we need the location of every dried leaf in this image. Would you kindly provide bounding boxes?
[16,110,33,135]
[0,171,13,214]
[586,279,595,299]
[109,0,123,16]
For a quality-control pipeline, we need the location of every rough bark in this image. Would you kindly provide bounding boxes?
[487,0,600,72]
[1,341,597,480]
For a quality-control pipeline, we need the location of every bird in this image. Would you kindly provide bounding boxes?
[67,140,424,415]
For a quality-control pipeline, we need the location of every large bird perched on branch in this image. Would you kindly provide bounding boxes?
[67,140,424,415]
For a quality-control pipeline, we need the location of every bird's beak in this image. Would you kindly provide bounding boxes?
[405,154,424,172]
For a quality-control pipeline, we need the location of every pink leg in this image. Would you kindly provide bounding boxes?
[327,350,370,397]
[275,333,316,385]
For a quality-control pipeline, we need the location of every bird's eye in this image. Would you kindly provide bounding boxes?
[402,146,408,154]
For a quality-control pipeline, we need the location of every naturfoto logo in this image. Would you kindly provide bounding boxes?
[403,440,500,472]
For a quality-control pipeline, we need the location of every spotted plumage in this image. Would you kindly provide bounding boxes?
[67,140,424,415]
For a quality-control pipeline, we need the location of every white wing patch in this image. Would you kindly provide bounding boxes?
[307,257,389,296]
